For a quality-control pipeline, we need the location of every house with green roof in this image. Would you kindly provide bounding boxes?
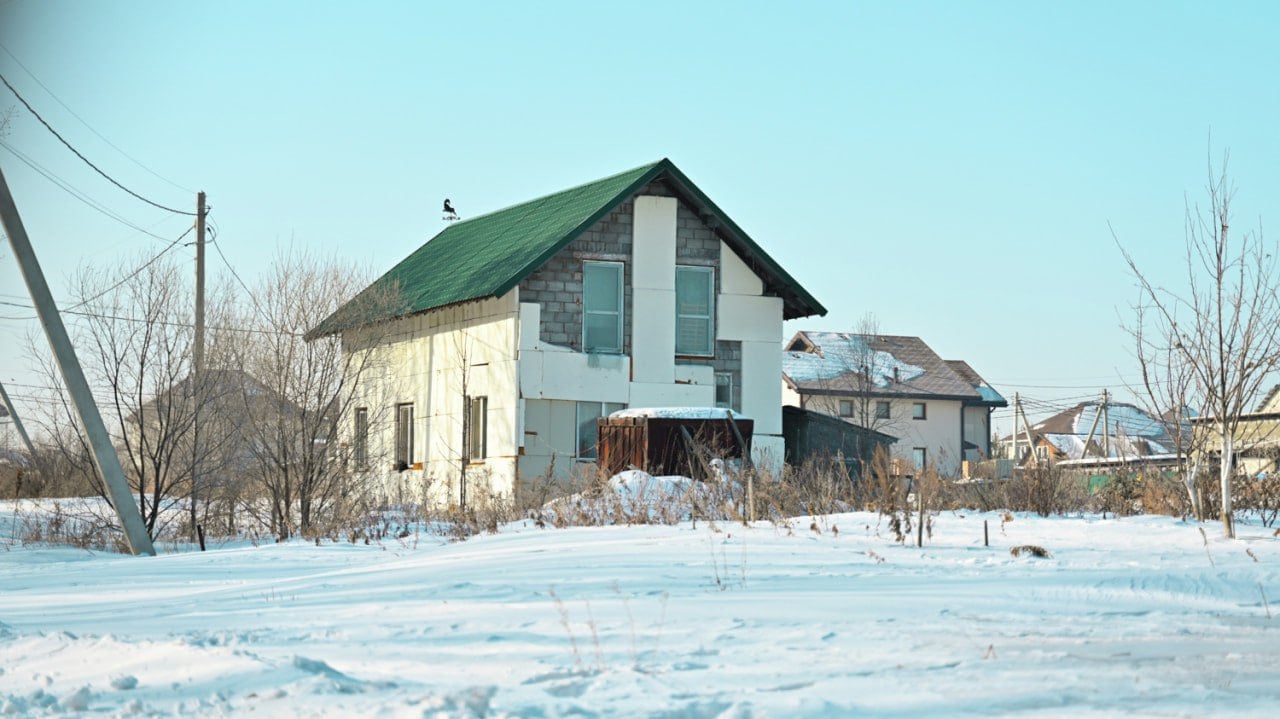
[311,158,824,506]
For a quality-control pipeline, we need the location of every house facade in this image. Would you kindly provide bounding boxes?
[781,332,1005,477]
[311,159,825,507]
[1192,385,1280,476]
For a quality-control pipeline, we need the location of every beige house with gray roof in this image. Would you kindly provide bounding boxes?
[781,332,1005,477]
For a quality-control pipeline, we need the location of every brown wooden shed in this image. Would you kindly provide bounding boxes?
[597,408,753,479]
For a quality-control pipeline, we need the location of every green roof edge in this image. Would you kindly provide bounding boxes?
[488,160,669,299]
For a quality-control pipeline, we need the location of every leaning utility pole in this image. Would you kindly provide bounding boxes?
[190,191,206,545]
[0,164,155,555]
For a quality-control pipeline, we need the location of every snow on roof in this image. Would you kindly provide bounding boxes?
[609,407,751,421]
[782,334,924,386]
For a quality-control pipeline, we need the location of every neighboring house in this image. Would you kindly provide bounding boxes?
[999,400,1177,466]
[127,369,320,483]
[781,332,1006,477]
[310,159,825,507]
[1191,385,1280,476]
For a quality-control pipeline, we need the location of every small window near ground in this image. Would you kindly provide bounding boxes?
[583,262,624,353]
[675,266,714,356]
[912,447,927,470]
[353,407,368,467]
[838,400,854,417]
[576,401,626,460]
[715,372,734,410]
[912,402,927,420]
[394,403,414,470]
[876,401,891,420]
[467,396,487,461]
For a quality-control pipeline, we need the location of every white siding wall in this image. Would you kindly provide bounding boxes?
[346,292,520,507]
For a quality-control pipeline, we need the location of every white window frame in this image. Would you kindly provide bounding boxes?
[675,265,715,357]
[583,261,624,354]
[715,372,734,410]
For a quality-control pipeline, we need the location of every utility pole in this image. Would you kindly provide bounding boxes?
[1080,389,1105,459]
[191,192,206,546]
[0,164,155,555]
[1101,389,1111,459]
[0,380,37,458]
[1011,392,1020,462]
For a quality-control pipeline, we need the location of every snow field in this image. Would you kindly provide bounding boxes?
[1,508,1279,717]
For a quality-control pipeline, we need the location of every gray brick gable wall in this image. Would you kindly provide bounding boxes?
[517,179,742,405]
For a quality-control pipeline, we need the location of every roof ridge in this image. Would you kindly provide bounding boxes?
[443,159,667,230]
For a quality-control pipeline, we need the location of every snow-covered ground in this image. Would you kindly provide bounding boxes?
[2,503,1279,717]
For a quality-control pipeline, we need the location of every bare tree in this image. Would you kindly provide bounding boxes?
[29,253,234,538]
[231,251,394,538]
[1120,152,1280,537]
[1127,301,1206,519]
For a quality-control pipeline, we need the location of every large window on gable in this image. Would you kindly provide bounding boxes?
[583,261,623,353]
[675,266,714,356]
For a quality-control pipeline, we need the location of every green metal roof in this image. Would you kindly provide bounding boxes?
[309,158,825,338]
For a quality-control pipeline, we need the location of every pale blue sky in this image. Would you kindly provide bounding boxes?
[2,1,1278,434]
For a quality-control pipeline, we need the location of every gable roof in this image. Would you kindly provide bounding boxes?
[782,331,1007,406]
[1001,401,1181,461]
[308,158,825,339]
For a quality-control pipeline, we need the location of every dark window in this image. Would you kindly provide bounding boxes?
[876,401,891,420]
[395,403,414,470]
[353,407,368,467]
[838,400,854,417]
[467,396,487,461]
[912,402,927,420]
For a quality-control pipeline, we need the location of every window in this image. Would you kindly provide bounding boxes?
[394,403,414,470]
[577,401,625,460]
[912,402,927,420]
[838,400,854,417]
[715,372,734,410]
[675,266,714,356]
[467,396,487,461]
[583,262,623,353]
[912,447,927,470]
[876,401,891,420]
[353,407,368,467]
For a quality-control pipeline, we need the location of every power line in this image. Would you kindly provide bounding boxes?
[0,139,179,244]
[0,71,195,216]
[0,42,194,194]
[0,299,299,337]
[64,226,194,311]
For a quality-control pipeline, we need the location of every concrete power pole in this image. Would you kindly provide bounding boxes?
[191,191,206,546]
[0,164,156,555]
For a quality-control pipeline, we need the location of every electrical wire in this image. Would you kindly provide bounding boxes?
[0,42,194,194]
[0,71,196,216]
[64,226,194,311]
[0,139,179,244]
